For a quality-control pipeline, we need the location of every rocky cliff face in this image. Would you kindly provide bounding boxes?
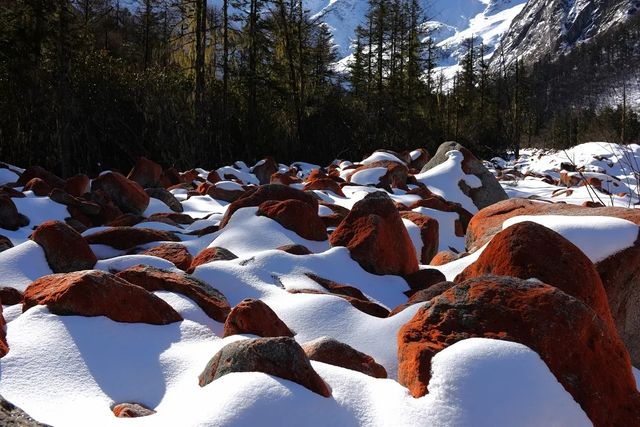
[494,0,640,66]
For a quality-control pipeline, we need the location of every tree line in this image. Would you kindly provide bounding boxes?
[0,0,638,176]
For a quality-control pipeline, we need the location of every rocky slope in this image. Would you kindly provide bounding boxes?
[494,0,640,66]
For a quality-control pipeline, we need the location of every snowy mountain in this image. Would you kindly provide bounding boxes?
[494,0,640,66]
[308,0,527,77]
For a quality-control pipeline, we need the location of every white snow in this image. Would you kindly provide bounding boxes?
[0,241,52,291]
[0,168,19,185]
[415,150,482,213]
[503,215,639,263]
[348,167,388,187]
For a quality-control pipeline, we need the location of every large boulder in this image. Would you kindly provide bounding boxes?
[223,299,294,338]
[420,142,508,210]
[198,337,331,397]
[456,221,615,327]
[596,235,640,367]
[127,157,162,189]
[84,227,180,251]
[330,192,419,276]
[302,336,387,378]
[0,196,29,231]
[16,166,64,189]
[63,174,90,197]
[251,157,279,185]
[303,178,345,197]
[466,198,640,252]
[145,188,183,213]
[220,185,318,228]
[31,221,97,273]
[91,172,150,215]
[347,161,409,191]
[188,247,238,273]
[397,276,640,427]
[116,265,230,323]
[257,199,327,241]
[140,243,193,271]
[400,211,439,264]
[23,270,182,325]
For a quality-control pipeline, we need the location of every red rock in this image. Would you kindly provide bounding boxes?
[276,244,312,255]
[466,198,640,252]
[106,214,145,227]
[85,189,124,225]
[400,211,439,264]
[403,268,447,293]
[252,157,279,185]
[303,178,345,197]
[302,336,387,378]
[397,276,640,427]
[409,196,473,235]
[17,166,64,189]
[84,227,180,250]
[317,202,349,228]
[91,172,150,215]
[220,184,318,228]
[390,281,456,316]
[112,403,155,418]
[188,247,238,273]
[31,221,97,273]
[152,212,195,225]
[257,199,327,241]
[0,196,29,231]
[408,148,431,171]
[330,192,419,276]
[23,178,51,196]
[198,337,331,397]
[560,171,581,187]
[429,250,466,266]
[0,287,23,305]
[63,174,90,197]
[270,172,301,186]
[64,218,88,234]
[306,169,328,181]
[206,170,221,184]
[180,169,200,184]
[596,234,640,367]
[196,181,212,195]
[223,299,293,338]
[159,167,183,188]
[127,157,162,188]
[0,235,13,253]
[583,200,605,208]
[456,221,615,327]
[347,161,409,191]
[206,185,246,203]
[23,271,182,325]
[116,265,230,323]
[140,243,193,271]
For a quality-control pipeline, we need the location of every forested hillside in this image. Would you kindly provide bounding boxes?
[0,0,639,176]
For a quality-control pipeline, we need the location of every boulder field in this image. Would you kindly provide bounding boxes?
[0,142,638,426]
